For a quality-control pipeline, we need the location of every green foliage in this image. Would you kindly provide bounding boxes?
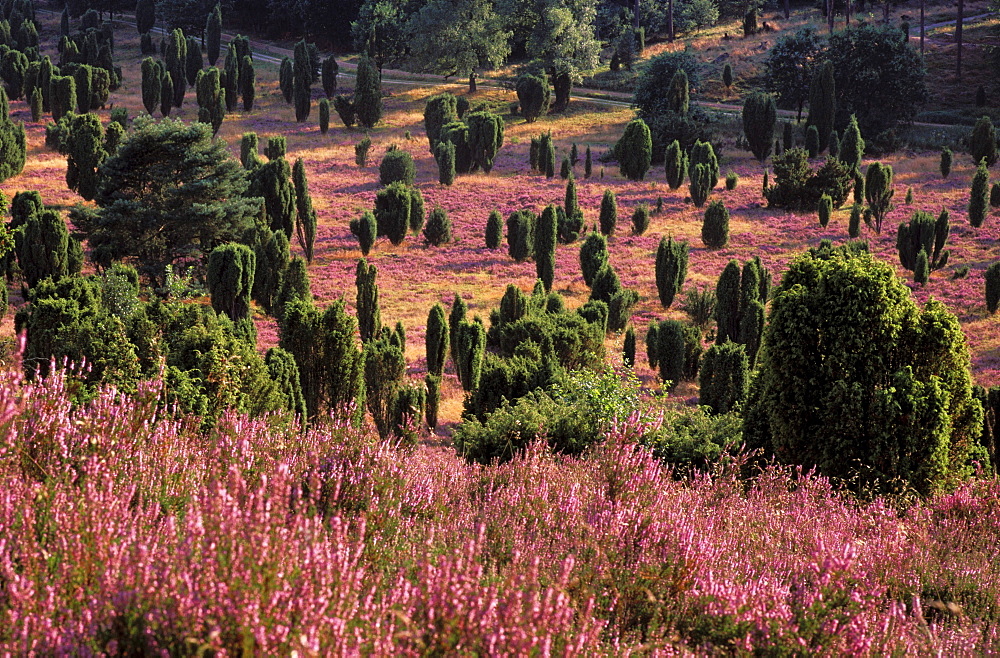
[826,24,927,139]
[318,98,330,134]
[274,256,311,320]
[363,334,406,439]
[435,140,455,185]
[689,164,712,208]
[655,319,701,388]
[535,204,558,291]
[251,228,289,317]
[561,175,583,242]
[598,188,617,236]
[664,139,687,189]
[745,246,985,495]
[442,121,472,174]
[354,135,371,165]
[425,373,441,429]
[280,297,365,424]
[293,40,312,122]
[51,75,76,122]
[164,29,186,108]
[516,72,549,123]
[349,211,377,256]
[897,210,950,272]
[379,147,416,186]
[205,4,221,66]
[159,70,173,117]
[424,93,458,154]
[940,147,953,179]
[714,260,741,345]
[849,203,862,238]
[725,171,738,190]
[423,205,452,246]
[969,160,990,229]
[700,342,748,415]
[279,56,293,103]
[84,117,260,284]
[373,182,412,245]
[207,243,254,322]
[970,116,998,168]
[354,55,382,129]
[615,118,652,181]
[804,124,819,158]
[467,110,504,173]
[136,0,155,35]
[29,87,41,122]
[355,258,381,343]
[65,113,105,201]
[722,62,733,88]
[239,56,255,112]
[15,209,69,289]
[806,62,835,153]
[839,114,864,173]
[390,380,425,444]
[991,183,1000,209]
[240,132,259,169]
[485,209,503,249]
[334,95,356,128]
[584,144,592,178]
[742,91,776,162]
[506,209,535,263]
[681,285,717,329]
[631,204,650,236]
[72,65,92,114]
[766,148,853,210]
[690,139,719,189]
[251,157,296,238]
[655,236,688,308]
[623,325,635,367]
[454,319,486,391]
[265,346,306,419]
[986,262,1000,314]
[579,232,608,288]
[818,194,832,228]
[560,157,570,179]
[701,200,729,249]
[542,131,556,178]
[292,159,316,262]
[322,56,338,98]
[449,293,467,370]
[913,249,929,285]
[425,303,449,377]
[185,36,202,87]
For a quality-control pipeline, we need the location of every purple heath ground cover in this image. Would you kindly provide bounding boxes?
[0,361,998,654]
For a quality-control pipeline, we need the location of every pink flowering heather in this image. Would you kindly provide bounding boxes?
[0,363,997,653]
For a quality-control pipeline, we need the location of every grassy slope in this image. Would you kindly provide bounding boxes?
[4,6,1000,435]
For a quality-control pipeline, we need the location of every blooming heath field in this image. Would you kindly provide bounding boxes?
[1,12,1000,653]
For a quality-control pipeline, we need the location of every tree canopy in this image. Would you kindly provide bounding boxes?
[78,117,261,284]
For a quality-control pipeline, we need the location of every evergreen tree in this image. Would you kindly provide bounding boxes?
[322,56,338,97]
[838,114,865,173]
[65,113,105,201]
[279,56,294,104]
[252,228,289,316]
[454,319,486,391]
[15,209,68,289]
[373,182,411,245]
[615,118,652,181]
[562,174,583,241]
[423,93,458,154]
[185,36,202,86]
[205,4,222,66]
[631,204,650,235]
[655,235,688,308]
[265,346,306,420]
[516,72,550,122]
[318,98,330,134]
[423,206,452,246]
[584,145,592,178]
[73,65,92,114]
[864,162,895,234]
[293,39,311,122]
[363,334,407,439]
[818,194,832,227]
[701,200,729,248]
[970,115,998,168]
[666,68,689,114]
[136,0,156,35]
[623,325,636,367]
[579,232,608,288]
[349,211,377,255]
[425,373,441,429]
[969,159,990,228]
[292,158,316,262]
[207,242,254,322]
[355,55,382,129]
[252,158,296,238]
[599,189,617,236]
[986,262,1000,313]
[50,76,76,122]
[941,147,953,179]
[485,209,503,248]
[240,132,260,168]
[806,61,835,152]
[664,139,687,189]
[435,140,456,185]
[160,69,173,117]
[426,302,449,377]
[506,209,535,262]
[699,342,748,414]
[742,91,777,163]
[535,204,558,291]
[355,258,382,342]
[449,293,467,369]
[714,260,741,344]
[239,55,255,111]
[466,110,504,173]
[275,256,311,320]
[165,29,187,107]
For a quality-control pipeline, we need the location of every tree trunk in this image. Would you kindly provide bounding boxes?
[469,71,476,94]
[668,0,674,41]
[828,0,834,33]
[784,0,790,20]
[920,0,925,54]
[633,0,640,31]
[846,0,851,26]
[957,0,964,80]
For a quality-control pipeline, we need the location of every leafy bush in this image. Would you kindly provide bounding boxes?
[615,119,652,180]
[379,147,416,186]
[423,206,452,246]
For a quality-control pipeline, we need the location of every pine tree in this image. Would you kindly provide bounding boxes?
[970,115,998,167]
[318,98,330,134]
[579,232,608,288]
[423,206,452,246]
[141,57,161,115]
[435,141,456,185]
[466,110,504,173]
[864,162,895,234]
[701,200,729,248]
[986,262,1000,313]
[349,211,377,255]
[623,325,636,367]
[615,118,652,181]
[699,342,748,414]
[240,132,260,169]
[584,145,592,178]
[485,209,503,249]
[252,228,289,316]
[449,293,467,369]
[742,91,776,163]
[664,139,687,189]
[838,114,865,173]
[239,56,255,111]
[279,57,294,104]
[714,259,741,344]
[322,56,339,98]
[185,36,202,86]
